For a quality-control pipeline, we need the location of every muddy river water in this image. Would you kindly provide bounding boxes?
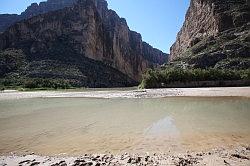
[0,97,249,155]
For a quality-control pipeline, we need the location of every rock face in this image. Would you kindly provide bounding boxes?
[0,14,20,33]
[170,0,250,69]
[0,0,167,88]
[20,0,77,19]
[0,0,77,33]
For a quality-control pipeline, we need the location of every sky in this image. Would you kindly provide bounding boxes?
[0,0,190,53]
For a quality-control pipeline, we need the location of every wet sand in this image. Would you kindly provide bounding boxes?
[0,87,250,100]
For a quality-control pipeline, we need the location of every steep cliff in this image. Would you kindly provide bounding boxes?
[0,0,77,33]
[0,0,167,88]
[0,14,20,33]
[170,0,250,70]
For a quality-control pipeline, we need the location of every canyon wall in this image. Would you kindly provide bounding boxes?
[0,0,167,87]
[0,0,77,33]
[170,0,250,62]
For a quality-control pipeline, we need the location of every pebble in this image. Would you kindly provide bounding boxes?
[1,147,250,166]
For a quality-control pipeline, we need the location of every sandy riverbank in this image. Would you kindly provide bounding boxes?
[1,87,249,166]
[0,146,249,166]
[0,87,250,100]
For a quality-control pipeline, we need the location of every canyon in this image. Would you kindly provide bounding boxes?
[0,0,77,33]
[1,0,249,88]
[0,0,167,88]
[170,0,250,70]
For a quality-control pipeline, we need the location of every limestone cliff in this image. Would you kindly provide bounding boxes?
[0,0,77,33]
[20,0,77,19]
[0,0,167,88]
[170,0,250,70]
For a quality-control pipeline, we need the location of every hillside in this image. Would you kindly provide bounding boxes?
[0,0,168,88]
[170,0,250,70]
[140,0,250,88]
[0,0,77,33]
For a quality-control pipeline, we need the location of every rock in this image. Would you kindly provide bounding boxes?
[73,159,86,166]
[170,0,249,60]
[30,162,40,166]
[51,160,67,166]
[0,0,168,88]
[0,0,77,32]
[196,153,203,157]
[86,162,93,166]
[176,157,199,166]
[0,14,19,33]
[1,148,250,166]
[19,160,32,164]
[127,158,132,163]
[169,0,250,70]
[231,154,249,160]
[189,52,227,68]
[224,160,230,165]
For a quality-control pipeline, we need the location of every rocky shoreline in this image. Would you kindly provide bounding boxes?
[1,146,250,166]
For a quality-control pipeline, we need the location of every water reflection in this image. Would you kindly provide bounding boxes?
[144,116,179,136]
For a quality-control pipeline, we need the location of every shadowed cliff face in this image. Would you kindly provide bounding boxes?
[0,15,20,33]
[20,0,77,18]
[0,0,77,33]
[170,0,250,70]
[0,0,167,87]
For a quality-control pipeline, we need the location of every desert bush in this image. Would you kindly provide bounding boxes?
[24,78,71,89]
[139,68,249,89]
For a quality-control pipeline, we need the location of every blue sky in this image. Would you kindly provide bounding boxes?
[0,0,190,53]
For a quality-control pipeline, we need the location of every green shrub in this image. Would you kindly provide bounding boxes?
[139,68,249,89]
[24,78,71,89]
